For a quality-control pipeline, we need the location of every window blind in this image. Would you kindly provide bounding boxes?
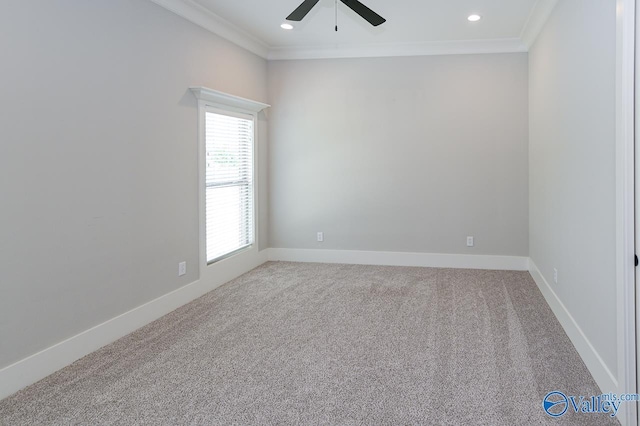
[205,111,254,263]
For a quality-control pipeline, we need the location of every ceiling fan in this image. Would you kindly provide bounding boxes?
[286,0,386,30]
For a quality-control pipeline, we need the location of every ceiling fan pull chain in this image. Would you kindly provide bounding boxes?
[335,0,338,31]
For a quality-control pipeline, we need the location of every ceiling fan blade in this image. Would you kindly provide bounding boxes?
[286,0,321,21]
[340,0,386,26]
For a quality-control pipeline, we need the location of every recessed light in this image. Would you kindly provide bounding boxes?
[281,23,294,30]
[468,14,482,22]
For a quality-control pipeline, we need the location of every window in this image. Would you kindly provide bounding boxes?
[205,111,254,263]
[190,86,269,266]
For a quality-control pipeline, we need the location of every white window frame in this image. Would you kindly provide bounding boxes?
[190,87,269,271]
[203,107,255,264]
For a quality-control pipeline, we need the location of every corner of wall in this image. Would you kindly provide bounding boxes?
[528,260,618,394]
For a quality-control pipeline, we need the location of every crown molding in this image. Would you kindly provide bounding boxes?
[267,38,527,61]
[148,0,269,58]
[149,0,547,61]
[520,0,560,48]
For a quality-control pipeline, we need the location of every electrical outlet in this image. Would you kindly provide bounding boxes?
[553,268,558,284]
[178,261,187,277]
[317,232,324,242]
[466,236,474,247]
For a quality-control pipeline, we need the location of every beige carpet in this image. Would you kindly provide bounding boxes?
[0,262,619,425]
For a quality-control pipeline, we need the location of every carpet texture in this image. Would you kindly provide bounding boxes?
[0,262,619,425]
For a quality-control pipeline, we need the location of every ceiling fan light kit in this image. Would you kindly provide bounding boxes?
[286,0,386,31]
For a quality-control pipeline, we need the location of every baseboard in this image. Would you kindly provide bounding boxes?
[528,260,618,394]
[0,249,269,401]
[0,251,614,409]
[268,248,529,271]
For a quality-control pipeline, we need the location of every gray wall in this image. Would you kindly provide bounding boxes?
[268,54,529,255]
[0,0,268,368]
[529,0,617,373]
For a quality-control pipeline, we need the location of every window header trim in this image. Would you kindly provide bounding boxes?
[190,86,270,113]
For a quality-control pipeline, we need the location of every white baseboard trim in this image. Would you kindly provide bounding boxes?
[528,260,618,393]
[0,250,269,401]
[1,251,615,409]
[268,248,530,271]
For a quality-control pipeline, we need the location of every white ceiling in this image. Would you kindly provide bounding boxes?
[150,0,560,60]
